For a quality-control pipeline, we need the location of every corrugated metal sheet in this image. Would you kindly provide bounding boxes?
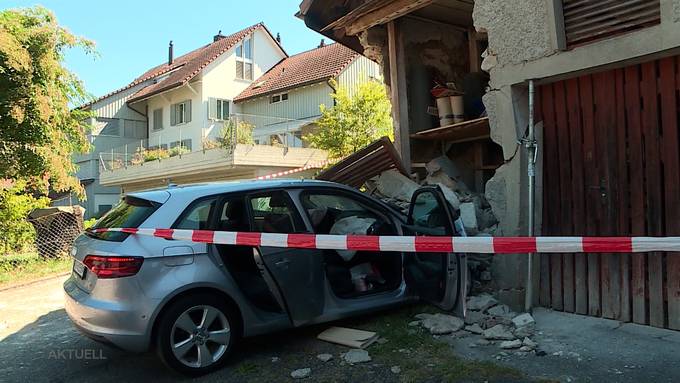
[563,0,660,48]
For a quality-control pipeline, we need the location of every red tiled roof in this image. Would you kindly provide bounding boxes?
[82,23,282,108]
[129,23,273,103]
[234,43,360,102]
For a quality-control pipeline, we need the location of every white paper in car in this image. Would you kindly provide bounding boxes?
[317,326,378,349]
[329,216,376,261]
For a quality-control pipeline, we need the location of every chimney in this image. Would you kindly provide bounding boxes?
[276,33,281,44]
[318,39,326,48]
[213,30,225,42]
[168,41,174,65]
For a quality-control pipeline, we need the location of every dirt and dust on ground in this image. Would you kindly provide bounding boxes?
[3,275,680,383]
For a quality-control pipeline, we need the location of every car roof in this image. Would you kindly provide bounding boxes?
[129,179,347,200]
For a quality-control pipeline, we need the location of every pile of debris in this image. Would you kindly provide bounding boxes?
[412,293,539,355]
[364,156,498,289]
[367,156,498,236]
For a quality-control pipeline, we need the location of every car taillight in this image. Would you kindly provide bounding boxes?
[83,255,144,279]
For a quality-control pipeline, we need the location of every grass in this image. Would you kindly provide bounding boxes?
[0,251,72,288]
[347,304,525,383]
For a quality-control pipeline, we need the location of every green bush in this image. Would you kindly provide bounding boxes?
[0,180,49,253]
[169,145,190,157]
[219,120,255,148]
[143,148,170,162]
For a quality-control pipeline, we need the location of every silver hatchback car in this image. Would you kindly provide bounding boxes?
[64,180,466,375]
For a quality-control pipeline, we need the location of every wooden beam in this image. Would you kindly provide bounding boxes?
[387,20,411,172]
[345,0,434,36]
[468,28,480,72]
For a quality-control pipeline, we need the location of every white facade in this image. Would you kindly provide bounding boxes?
[236,55,382,147]
[136,28,287,154]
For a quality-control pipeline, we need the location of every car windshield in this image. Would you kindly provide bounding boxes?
[89,196,160,242]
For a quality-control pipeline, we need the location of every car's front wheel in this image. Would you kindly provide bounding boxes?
[156,293,238,375]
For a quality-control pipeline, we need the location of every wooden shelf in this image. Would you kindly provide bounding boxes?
[410,117,490,144]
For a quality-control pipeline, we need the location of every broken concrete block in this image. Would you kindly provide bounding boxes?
[464,310,488,325]
[519,346,533,352]
[467,293,498,311]
[483,324,515,340]
[343,349,371,364]
[291,368,311,379]
[513,325,535,339]
[499,339,522,349]
[418,313,465,335]
[512,313,536,328]
[465,324,484,334]
[376,170,420,202]
[425,171,458,191]
[460,202,478,235]
[487,304,511,317]
[522,337,537,349]
[317,354,333,362]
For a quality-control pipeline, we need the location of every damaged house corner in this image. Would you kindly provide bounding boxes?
[303,0,514,307]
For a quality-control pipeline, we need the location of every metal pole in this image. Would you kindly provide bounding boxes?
[525,79,537,312]
[124,144,128,168]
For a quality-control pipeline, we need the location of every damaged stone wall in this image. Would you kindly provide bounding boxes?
[472,0,556,71]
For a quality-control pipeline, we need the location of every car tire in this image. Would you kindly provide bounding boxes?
[156,293,239,376]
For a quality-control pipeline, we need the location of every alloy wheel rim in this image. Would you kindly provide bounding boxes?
[170,305,230,368]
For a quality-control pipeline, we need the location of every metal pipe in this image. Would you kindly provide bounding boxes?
[525,79,537,312]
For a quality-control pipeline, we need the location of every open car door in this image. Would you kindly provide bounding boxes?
[404,185,467,317]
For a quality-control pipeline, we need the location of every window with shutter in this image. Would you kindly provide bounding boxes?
[562,0,660,48]
[236,61,244,79]
[153,108,163,130]
[170,101,191,125]
[235,37,253,81]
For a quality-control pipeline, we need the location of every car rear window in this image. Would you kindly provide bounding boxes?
[88,196,161,242]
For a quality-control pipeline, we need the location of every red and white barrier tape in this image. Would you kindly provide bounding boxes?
[255,159,332,180]
[91,228,680,254]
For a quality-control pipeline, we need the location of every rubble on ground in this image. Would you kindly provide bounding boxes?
[415,313,465,335]
[291,368,311,379]
[412,293,540,356]
[316,353,333,362]
[342,349,372,364]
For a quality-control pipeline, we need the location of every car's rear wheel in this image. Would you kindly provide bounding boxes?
[156,294,238,375]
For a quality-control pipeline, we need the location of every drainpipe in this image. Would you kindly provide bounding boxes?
[525,80,537,312]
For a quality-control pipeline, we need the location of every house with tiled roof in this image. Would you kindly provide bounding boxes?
[234,42,381,146]
[71,24,380,215]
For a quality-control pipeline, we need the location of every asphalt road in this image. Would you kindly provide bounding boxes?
[0,275,405,383]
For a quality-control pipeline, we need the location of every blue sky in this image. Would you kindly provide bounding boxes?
[4,0,326,98]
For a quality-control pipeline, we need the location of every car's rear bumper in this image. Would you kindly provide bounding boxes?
[63,276,155,352]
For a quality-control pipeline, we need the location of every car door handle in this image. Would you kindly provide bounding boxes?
[274,259,291,268]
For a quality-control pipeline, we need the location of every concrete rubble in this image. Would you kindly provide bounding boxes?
[415,313,465,335]
[291,368,311,379]
[342,349,372,364]
[316,353,333,362]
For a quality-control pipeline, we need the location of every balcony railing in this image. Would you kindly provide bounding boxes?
[99,113,320,172]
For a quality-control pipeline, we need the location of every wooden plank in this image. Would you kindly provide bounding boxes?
[593,70,618,320]
[579,74,601,317]
[386,20,411,172]
[660,57,680,330]
[554,81,575,313]
[624,65,648,325]
[541,84,563,311]
[641,61,665,328]
[565,78,588,315]
[537,85,551,307]
[614,68,631,322]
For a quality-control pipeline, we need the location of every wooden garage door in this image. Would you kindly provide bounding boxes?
[537,56,680,329]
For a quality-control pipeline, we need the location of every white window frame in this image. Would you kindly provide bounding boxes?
[270,92,289,104]
[171,100,191,126]
[216,99,230,120]
[235,37,254,81]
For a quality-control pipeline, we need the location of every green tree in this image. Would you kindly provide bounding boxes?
[0,6,94,195]
[306,79,393,158]
[0,180,49,252]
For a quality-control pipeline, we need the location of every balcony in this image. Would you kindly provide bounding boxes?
[99,115,328,191]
